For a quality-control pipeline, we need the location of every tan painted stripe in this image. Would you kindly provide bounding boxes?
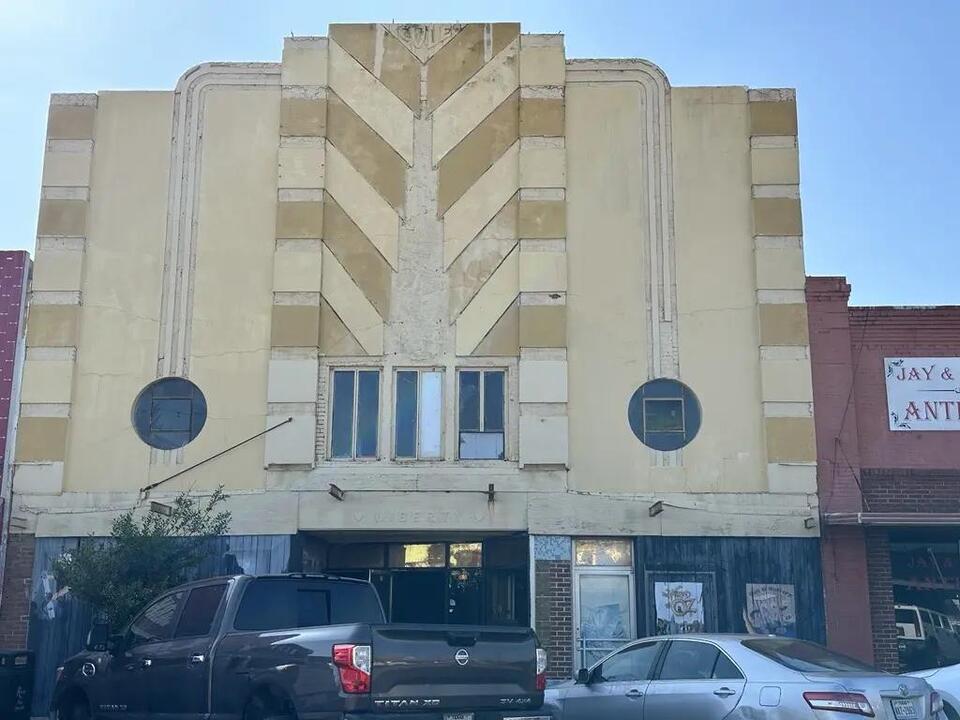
[26,305,79,347]
[518,199,565,238]
[37,199,87,236]
[321,244,384,355]
[329,40,414,164]
[472,298,519,357]
[276,201,324,239]
[280,97,327,137]
[758,303,810,346]
[47,105,96,140]
[379,30,421,113]
[433,38,520,164]
[491,23,521,57]
[765,416,816,463]
[323,194,392,319]
[437,90,519,215]
[319,297,366,356]
[329,24,376,70]
[753,197,803,236]
[750,100,798,137]
[519,304,566,348]
[16,417,68,462]
[426,24,485,114]
[330,24,420,113]
[520,98,564,137]
[456,245,519,356]
[271,304,320,347]
[448,195,518,320]
[327,92,406,211]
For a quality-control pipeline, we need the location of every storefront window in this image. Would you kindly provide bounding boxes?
[575,538,633,567]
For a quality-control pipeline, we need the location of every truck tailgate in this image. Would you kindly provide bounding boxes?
[370,624,542,713]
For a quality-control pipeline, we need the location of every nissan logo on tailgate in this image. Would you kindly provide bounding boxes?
[455,649,470,666]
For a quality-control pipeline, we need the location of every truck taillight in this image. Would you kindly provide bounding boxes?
[536,648,548,691]
[932,691,944,715]
[333,644,371,694]
[803,692,874,716]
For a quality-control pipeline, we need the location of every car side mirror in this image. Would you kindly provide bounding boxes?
[576,667,591,684]
[107,633,127,655]
[86,622,110,652]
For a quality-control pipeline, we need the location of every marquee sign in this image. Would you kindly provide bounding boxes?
[886,357,960,431]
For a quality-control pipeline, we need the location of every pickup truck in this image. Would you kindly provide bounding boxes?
[52,573,549,720]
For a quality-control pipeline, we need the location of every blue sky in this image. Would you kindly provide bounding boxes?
[1,1,957,305]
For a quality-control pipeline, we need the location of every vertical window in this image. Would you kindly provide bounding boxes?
[394,369,444,459]
[458,370,505,460]
[330,369,380,459]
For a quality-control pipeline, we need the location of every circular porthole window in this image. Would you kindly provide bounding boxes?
[131,377,207,450]
[627,378,702,451]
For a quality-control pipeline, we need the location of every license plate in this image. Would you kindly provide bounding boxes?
[891,698,919,720]
[444,714,474,720]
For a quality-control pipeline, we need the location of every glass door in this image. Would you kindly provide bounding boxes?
[575,571,636,669]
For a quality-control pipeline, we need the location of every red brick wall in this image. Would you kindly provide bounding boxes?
[534,559,573,678]
[0,251,28,469]
[820,526,875,664]
[0,534,35,649]
[865,529,899,672]
[862,469,960,513]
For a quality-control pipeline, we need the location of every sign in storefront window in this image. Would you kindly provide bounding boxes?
[885,357,960,431]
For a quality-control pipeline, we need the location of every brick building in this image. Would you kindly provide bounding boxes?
[808,276,960,673]
[0,251,31,647]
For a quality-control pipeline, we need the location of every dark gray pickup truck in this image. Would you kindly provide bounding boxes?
[52,574,548,720]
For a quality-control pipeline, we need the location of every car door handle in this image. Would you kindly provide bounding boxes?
[126,658,151,670]
[190,654,206,665]
[625,689,644,699]
[714,687,737,697]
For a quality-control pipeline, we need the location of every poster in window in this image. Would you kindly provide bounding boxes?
[744,583,797,637]
[654,581,705,635]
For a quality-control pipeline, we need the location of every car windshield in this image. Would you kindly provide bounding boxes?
[742,638,879,673]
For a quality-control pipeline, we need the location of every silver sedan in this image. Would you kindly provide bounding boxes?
[545,634,945,719]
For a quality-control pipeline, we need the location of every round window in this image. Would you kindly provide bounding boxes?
[131,377,207,450]
[627,378,701,451]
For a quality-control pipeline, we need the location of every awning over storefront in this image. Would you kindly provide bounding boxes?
[823,512,960,527]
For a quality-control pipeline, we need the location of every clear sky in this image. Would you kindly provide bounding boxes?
[1,0,957,306]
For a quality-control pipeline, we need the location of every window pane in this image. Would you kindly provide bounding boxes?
[644,398,684,432]
[151,398,192,432]
[459,371,481,431]
[395,371,418,458]
[389,543,445,568]
[658,641,720,680]
[449,542,482,567]
[175,584,227,638]
[483,371,505,431]
[459,432,504,460]
[419,371,443,458]
[598,642,661,683]
[130,591,184,645]
[713,652,743,680]
[575,538,633,566]
[296,589,331,626]
[331,371,356,458]
[356,371,380,458]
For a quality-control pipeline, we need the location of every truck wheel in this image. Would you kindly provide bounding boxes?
[945,702,960,720]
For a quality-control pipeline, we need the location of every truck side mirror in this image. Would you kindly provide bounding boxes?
[576,667,591,684]
[86,622,110,652]
[107,633,127,655]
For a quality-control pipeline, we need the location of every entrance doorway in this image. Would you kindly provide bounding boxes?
[572,538,636,669]
[303,534,529,627]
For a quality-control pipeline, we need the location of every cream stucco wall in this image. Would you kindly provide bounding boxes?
[65,92,172,492]
[566,83,767,494]
[148,88,280,492]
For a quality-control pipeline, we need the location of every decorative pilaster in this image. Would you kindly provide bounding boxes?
[15,94,97,493]
[517,35,568,468]
[749,88,816,493]
[265,38,327,467]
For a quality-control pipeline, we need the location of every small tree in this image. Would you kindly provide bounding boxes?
[53,487,231,629]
